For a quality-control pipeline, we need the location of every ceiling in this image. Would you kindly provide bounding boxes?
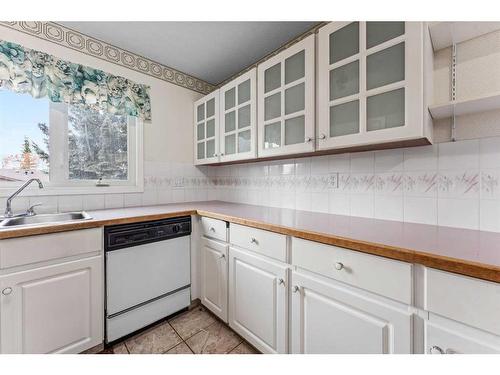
[60,22,318,85]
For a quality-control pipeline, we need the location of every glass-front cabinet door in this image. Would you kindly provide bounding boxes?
[317,22,431,151]
[219,68,257,162]
[257,34,315,157]
[194,89,220,165]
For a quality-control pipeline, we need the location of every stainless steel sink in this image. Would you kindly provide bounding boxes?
[0,212,92,228]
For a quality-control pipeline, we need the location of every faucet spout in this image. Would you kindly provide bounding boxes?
[4,179,44,218]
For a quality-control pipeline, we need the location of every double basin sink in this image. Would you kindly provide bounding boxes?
[0,212,92,228]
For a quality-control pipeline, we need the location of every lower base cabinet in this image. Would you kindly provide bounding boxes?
[290,270,413,354]
[228,246,288,354]
[0,256,103,354]
[201,237,228,322]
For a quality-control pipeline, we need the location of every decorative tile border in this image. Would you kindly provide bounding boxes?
[0,21,215,95]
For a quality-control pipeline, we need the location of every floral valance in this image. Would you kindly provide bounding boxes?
[0,39,151,121]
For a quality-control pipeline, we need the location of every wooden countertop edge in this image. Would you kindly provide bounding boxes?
[1,208,499,283]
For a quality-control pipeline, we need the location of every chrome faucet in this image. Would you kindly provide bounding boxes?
[4,179,44,218]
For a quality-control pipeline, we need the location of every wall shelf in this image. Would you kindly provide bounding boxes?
[429,22,500,51]
[429,92,500,119]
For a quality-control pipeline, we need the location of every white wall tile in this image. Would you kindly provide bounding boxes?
[295,157,311,176]
[350,151,374,173]
[404,196,437,225]
[105,194,124,209]
[375,149,404,172]
[311,192,329,213]
[403,144,438,171]
[29,196,58,214]
[374,195,403,221]
[295,192,311,211]
[438,198,479,229]
[329,192,350,215]
[311,155,330,175]
[480,137,500,169]
[480,199,500,232]
[438,139,479,170]
[58,195,83,212]
[124,193,143,207]
[329,153,350,173]
[350,194,374,218]
[83,195,105,211]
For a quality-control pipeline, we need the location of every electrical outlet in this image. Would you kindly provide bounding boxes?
[329,172,339,189]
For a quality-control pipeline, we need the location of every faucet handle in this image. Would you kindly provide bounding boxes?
[26,203,43,216]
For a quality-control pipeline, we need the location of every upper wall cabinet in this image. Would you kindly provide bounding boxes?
[194,89,220,165]
[317,22,433,151]
[219,69,257,162]
[257,35,315,158]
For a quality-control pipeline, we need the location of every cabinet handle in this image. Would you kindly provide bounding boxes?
[319,133,326,140]
[250,237,258,245]
[219,254,226,260]
[220,153,224,156]
[334,262,344,271]
[209,227,216,232]
[305,137,312,143]
[2,287,13,296]
[429,346,444,354]
[278,278,285,286]
[292,285,300,293]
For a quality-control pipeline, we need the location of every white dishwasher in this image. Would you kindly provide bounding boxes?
[104,216,191,343]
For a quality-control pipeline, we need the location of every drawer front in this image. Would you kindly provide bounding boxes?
[201,217,227,242]
[0,228,102,270]
[230,224,287,262]
[425,268,500,336]
[292,238,412,304]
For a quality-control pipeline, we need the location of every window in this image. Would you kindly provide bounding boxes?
[0,90,143,193]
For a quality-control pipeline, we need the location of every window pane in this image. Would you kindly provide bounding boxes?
[285,83,305,115]
[285,50,305,84]
[225,134,236,155]
[0,90,50,183]
[366,42,405,90]
[330,100,359,137]
[265,63,281,93]
[206,119,215,138]
[238,130,251,153]
[238,79,251,104]
[329,22,359,64]
[330,60,359,100]
[197,122,204,141]
[285,115,305,145]
[366,22,405,49]
[68,105,128,180]
[225,88,236,110]
[264,92,281,121]
[197,142,205,160]
[206,98,215,118]
[197,103,204,122]
[264,121,281,149]
[225,111,235,132]
[367,88,405,131]
[206,139,215,158]
[238,105,251,129]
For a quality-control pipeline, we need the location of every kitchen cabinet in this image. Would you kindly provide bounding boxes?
[290,270,412,354]
[317,22,433,151]
[194,89,220,165]
[228,246,288,354]
[257,34,315,158]
[0,256,103,354]
[219,68,257,162]
[201,237,228,322]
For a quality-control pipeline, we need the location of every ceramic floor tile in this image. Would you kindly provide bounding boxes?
[165,342,194,354]
[228,341,259,354]
[125,322,182,354]
[185,321,242,354]
[110,343,129,354]
[168,306,217,340]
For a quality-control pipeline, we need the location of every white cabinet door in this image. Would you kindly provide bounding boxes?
[318,22,431,151]
[194,89,220,165]
[219,68,257,162]
[257,34,315,158]
[228,246,288,353]
[290,270,412,354]
[0,256,103,354]
[201,237,228,322]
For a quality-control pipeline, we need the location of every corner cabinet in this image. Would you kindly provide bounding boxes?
[194,89,220,165]
[257,34,315,158]
[317,22,433,151]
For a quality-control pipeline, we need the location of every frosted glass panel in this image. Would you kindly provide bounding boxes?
[265,63,281,93]
[238,79,251,104]
[197,122,204,141]
[206,119,215,138]
[197,142,204,160]
[238,104,251,129]
[264,122,281,149]
[225,111,235,132]
[225,87,236,110]
[225,134,236,155]
[265,92,281,120]
[285,115,305,145]
[367,22,405,49]
[206,98,215,117]
[329,22,359,64]
[285,83,305,115]
[238,130,251,153]
[329,60,359,100]
[367,42,405,90]
[197,104,204,122]
[206,139,215,158]
[330,100,359,137]
[367,88,405,131]
[285,50,305,84]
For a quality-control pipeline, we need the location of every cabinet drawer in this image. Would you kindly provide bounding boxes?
[424,268,500,336]
[230,224,287,262]
[292,238,412,304]
[0,228,102,270]
[200,217,227,242]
